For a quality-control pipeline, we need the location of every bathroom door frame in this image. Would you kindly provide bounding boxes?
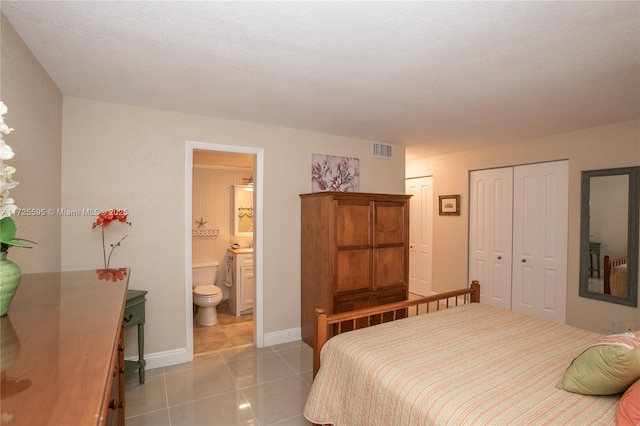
[185,141,264,358]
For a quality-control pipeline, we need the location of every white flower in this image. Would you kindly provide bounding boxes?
[0,181,18,193]
[0,123,13,135]
[0,196,17,218]
[0,101,17,216]
[0,140,15,160]
[0,102,14,136]
[0,164,17,193]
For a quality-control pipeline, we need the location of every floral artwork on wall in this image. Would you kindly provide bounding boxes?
[311,154,360,192]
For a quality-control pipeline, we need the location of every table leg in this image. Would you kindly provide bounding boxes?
[137,322,146,384]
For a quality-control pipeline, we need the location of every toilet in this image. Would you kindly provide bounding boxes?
[192,262,223,326]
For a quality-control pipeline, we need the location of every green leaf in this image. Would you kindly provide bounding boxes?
[0,217,18,244]
[0,217,29,249]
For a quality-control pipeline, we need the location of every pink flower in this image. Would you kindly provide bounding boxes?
[92,209,131,269]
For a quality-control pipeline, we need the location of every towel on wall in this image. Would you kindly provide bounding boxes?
[224,257,233,287]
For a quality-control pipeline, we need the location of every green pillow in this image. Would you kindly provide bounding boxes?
[556,345,640,395]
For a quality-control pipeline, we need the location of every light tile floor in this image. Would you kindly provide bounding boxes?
[194,301,254,354]
[125,341,314,426]
[587,276,604,293]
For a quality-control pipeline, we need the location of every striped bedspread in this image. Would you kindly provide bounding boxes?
[304,303,619,425]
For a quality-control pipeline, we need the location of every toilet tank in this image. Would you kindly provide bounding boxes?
[192,261,219,287]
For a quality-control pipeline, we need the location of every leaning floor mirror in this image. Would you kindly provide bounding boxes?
[579,166,640,307]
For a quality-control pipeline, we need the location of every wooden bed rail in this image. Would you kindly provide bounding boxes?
[313,281,480,377]
[604,255,628,295]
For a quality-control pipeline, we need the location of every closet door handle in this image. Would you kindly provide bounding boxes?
[521,259,527,263]
[497,256,502,260]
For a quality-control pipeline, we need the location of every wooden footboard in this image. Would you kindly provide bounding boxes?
[604,255,627,294]
[313,281,480,377]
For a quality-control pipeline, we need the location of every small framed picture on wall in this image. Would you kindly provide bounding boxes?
[439,195,460,215]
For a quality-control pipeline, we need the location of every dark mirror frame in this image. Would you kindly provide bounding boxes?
[579,166,640,307]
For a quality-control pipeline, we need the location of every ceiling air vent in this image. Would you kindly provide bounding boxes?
[372,142,393,159]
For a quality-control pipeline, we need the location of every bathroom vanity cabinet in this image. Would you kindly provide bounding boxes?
[0,269,129,425]
[300,192,411,347]
[227,248,254,316]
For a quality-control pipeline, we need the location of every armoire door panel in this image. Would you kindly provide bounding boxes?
[336,249,371,293]
[374,246,405,288]
[336,203,371,246]
[374,203,406,245]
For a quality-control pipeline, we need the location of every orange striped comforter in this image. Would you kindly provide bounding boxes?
[304,304,618,425]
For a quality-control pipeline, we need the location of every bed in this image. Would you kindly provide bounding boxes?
[604,255,628,298]
[303,281,638,425]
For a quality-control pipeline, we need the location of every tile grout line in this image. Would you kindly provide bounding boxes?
[162,367,172,426]
[221,350,261,425]
[126,341,312,424]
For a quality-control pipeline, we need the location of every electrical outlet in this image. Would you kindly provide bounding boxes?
[608,319,620,333]
[624,322,635,332]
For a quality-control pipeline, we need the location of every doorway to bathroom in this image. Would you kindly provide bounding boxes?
[185,141,263,359]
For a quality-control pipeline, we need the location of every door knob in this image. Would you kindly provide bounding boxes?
[497,256,502,260]
[522,259,526,262]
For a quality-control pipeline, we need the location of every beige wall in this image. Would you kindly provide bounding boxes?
[0,14,62,273]
[60,97,406,359]
[6,9,639,359]
[406,119,640,334]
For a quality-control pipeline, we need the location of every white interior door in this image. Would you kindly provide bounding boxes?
[469,167,513,310]
[512,161,568,323]
[406,177,433,296]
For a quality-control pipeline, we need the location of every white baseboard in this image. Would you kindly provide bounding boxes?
[263,327,302,347]
[131,327,302,370]
[129,347,192,370]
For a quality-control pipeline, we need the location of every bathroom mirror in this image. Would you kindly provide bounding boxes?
[579,166,640,307]
[233,185,254,236]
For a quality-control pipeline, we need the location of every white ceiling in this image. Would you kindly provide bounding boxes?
[2,1,639,160]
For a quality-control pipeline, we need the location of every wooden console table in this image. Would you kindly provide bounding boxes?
[0,269,129,425]
[124,289,147,384]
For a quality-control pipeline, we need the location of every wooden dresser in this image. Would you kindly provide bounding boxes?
[300,192,411,346]
[0,269,129,425]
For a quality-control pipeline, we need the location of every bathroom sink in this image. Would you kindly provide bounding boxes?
[230,247,253,254]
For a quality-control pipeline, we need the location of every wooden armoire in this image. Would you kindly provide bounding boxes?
[300,192,411,346]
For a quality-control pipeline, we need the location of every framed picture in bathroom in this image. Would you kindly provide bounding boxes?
[233,185,254,236]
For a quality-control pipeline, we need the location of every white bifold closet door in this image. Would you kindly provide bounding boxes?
[469,161,568,323]
[469,167,514,311]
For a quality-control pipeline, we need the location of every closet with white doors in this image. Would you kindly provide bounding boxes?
[468,161,568,323]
